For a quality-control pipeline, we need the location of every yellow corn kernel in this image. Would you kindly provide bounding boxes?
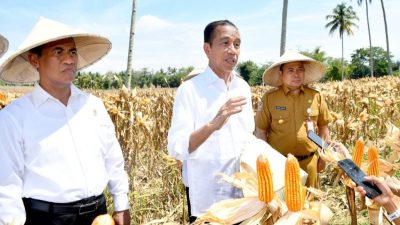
[352,139,364,167]
[285,154,303,212]
[256,154,274,203]
[367,146,380,177]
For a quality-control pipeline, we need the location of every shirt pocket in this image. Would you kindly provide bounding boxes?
[271,109,290,133]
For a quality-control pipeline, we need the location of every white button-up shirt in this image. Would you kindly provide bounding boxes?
[0,84,129,224]
[168,66,255,216]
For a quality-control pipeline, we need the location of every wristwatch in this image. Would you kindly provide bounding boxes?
[388,209,400,221]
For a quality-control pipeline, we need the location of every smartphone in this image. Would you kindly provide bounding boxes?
[307,130,330,149]
[337,159,382,199]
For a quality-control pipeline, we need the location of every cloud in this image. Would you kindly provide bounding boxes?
[137,15,172,32]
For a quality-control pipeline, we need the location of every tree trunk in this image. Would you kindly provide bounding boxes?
[341,36,344,80]
[365,0,374,77]
[126,0,137,89]
[280,0,288,56]
[380,0,393,75]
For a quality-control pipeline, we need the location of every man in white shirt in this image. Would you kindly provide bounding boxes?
[0,17,130,225]
[168,20,255,223]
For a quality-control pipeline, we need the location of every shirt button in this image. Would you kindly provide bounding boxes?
[278,119,284,124]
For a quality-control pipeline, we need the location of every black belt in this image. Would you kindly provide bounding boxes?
[294,151,315,161]
[23,194,105,215]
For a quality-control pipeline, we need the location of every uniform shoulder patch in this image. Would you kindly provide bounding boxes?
[264,87,279,95]
[306,84,321,92]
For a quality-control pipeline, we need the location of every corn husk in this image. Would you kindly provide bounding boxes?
[193,197,265,225]
[385,122,400,162]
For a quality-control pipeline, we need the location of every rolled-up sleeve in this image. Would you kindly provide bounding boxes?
[167,86,194,161]
[317,93,331,126]
[0,110,26,225]
[255,93,271,131]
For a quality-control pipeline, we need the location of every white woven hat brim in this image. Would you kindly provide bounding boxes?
[0,17,111,84]
[0,34,9,58]
[263,51,325,87]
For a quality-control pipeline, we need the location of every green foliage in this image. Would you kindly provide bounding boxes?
[72,66,195,90]
[235,61,271,86]
[325,3,359,38]
[237,60,258,83]
[325,3,359,80]
[323,57,351,81]
[301,47,327,62]
[151,66,193,88]
[249,63,270,86]
[349,46,394,79]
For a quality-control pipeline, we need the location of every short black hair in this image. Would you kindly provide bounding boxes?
[29,45,44,57]
[204,20,238,45]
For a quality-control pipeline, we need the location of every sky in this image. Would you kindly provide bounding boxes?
[0,0,399,74]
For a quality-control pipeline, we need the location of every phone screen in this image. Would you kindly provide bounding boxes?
[307,130,330,149]
[338,159,382,199]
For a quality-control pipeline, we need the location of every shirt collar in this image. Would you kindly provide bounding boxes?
[31,83,83,108]
[282,84,305,95]
[202,66,237,86]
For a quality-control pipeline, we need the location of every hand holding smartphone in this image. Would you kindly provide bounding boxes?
[307,130,330,149]
[307,131,382,198]
[338,159,382,199]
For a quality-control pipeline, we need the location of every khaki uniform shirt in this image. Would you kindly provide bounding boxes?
[255,85,331,157]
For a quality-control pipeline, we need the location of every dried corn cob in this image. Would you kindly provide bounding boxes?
[352,139,364,167]
[256,154,274,203]
[285,154,303,212]
[367,146,380,177]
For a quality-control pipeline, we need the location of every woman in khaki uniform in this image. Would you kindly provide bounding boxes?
[255,51,331,187]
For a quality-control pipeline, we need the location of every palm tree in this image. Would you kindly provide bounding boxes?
[380,0,392,75]
[355,0,374,77]
[326,3,359,80]
[280,0,288,56]
[126,0,137,89]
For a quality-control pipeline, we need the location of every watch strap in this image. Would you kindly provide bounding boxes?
[388,209,400,221]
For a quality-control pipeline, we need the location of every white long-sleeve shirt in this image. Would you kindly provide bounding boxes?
[0,84,129,224]
[167,66,255,216]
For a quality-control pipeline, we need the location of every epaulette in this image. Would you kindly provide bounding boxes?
[306,84,321,92]
[264,87,279,95]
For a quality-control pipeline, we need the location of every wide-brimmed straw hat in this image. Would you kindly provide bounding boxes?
[0,17,111,84]
[0,34,8,58]
[263,50,325,87]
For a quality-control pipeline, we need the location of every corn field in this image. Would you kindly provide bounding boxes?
[0,76,400,225]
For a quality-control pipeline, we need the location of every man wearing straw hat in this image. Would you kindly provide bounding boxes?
[168,20,254,223]
[255,51,331,187]
[0,17,130,225]
[0,34,8,58]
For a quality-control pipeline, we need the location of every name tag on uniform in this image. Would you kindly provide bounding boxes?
[275,106,286,110]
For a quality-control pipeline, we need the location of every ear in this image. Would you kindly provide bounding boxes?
[28,53,40,71]
[203,43,211,58]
